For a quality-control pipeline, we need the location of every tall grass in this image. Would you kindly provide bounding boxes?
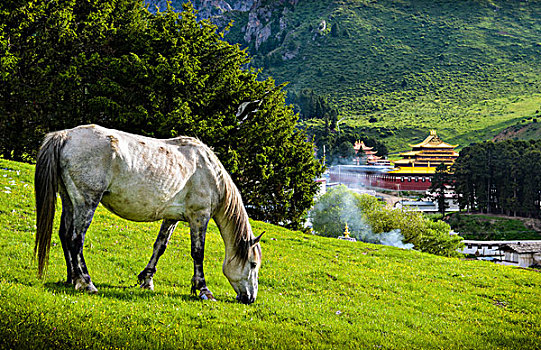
[1,158,540,349]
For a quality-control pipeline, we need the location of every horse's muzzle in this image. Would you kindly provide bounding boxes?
[237,293,255,304]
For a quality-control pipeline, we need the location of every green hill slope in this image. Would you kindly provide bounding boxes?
[493,119,541,141]
[149,0,541,151]
[1,158,540,348]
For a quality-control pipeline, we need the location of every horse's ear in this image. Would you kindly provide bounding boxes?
[252,232,264,245]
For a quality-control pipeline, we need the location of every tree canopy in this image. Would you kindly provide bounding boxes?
[0,0,323,228]
[303,122,389,165]
[452,140,541,218]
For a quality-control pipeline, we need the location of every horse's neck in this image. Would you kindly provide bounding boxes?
[213,203,252,259]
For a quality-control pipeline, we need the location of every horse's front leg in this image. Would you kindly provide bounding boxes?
[189,213,215,301]
[138,219,178,290]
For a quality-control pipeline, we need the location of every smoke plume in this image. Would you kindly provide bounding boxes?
[310,186,413,249]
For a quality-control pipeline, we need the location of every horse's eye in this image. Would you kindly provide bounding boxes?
[250,262,258,269]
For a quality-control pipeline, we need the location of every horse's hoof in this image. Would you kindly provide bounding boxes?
[75,280,98,294]
[139,279,154,291]
[87,284,98,294]
[199,290,216,301]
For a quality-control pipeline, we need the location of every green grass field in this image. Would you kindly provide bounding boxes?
[1,158,540,349]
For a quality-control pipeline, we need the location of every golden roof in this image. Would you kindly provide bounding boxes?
[393,159,415,165]
[399,151,421,157]
[409,130,458,149]
[354,140,374,152]
[388,167,437,174]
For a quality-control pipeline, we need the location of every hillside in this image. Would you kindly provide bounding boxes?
[1,158,540,348]
[147,0,541,151]
[493,119,541,142]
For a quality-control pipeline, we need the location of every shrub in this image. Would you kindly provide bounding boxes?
[310,186,464,256]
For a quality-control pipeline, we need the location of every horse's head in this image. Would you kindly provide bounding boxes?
[223,233,263,304]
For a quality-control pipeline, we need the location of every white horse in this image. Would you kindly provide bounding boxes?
[35,124,262,304]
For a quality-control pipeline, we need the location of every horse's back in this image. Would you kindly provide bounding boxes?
[58,125,221,222]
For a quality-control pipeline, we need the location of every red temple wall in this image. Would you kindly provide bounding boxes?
[329,172,432,191]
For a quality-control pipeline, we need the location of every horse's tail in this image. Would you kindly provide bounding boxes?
[34,131,68,277]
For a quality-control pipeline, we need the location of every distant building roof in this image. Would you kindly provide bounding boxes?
[354,140,372,151]
[500,242,541,254]
[409,130,458,149]
[388,166,437,174]
[462,240,541,245]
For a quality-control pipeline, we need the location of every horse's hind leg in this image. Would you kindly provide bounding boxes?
[58,193,75,284]
[60,177,103,293]
[138,219,178,290]
[66,201,100,293]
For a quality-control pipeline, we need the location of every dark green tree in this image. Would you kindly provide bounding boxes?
[289,88,338,123]
[429,163,450,216]
[452,146,475,212]
[337,140,356,162]
[330,22,340,37]
[0,0,323,228]
[452,140,541,218]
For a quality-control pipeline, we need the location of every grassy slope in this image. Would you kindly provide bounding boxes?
[1,158,540,349]
[220,0,541,151]
[447,213,541,241]
[493,120,541,142]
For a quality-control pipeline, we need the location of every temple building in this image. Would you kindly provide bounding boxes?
[389,130,459,175]
[353,140,390,166]
[330,131,459,192]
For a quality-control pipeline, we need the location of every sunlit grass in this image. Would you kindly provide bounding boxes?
[1,158,540,349]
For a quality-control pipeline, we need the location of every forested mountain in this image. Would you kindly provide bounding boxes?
[147,0,541,151]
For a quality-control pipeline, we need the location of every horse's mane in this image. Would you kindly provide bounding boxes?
[174,137,253,263]
[219,169,253,263]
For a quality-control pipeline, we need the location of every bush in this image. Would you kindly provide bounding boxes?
[310,186,464,256]
[309,185,366,238]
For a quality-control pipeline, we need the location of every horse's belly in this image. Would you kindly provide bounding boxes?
[100,188,185,222]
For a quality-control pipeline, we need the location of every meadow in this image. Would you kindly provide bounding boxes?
[1,158,540,349]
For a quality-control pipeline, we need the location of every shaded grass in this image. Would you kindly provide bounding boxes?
[1,158,540,349]
[448,213,541,241]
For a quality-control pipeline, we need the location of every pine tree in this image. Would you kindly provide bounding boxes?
[452,146,474,212]
[429,163,450,216]
[0,0,323,228]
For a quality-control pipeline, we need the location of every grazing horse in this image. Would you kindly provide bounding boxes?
[34,124,262,304]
